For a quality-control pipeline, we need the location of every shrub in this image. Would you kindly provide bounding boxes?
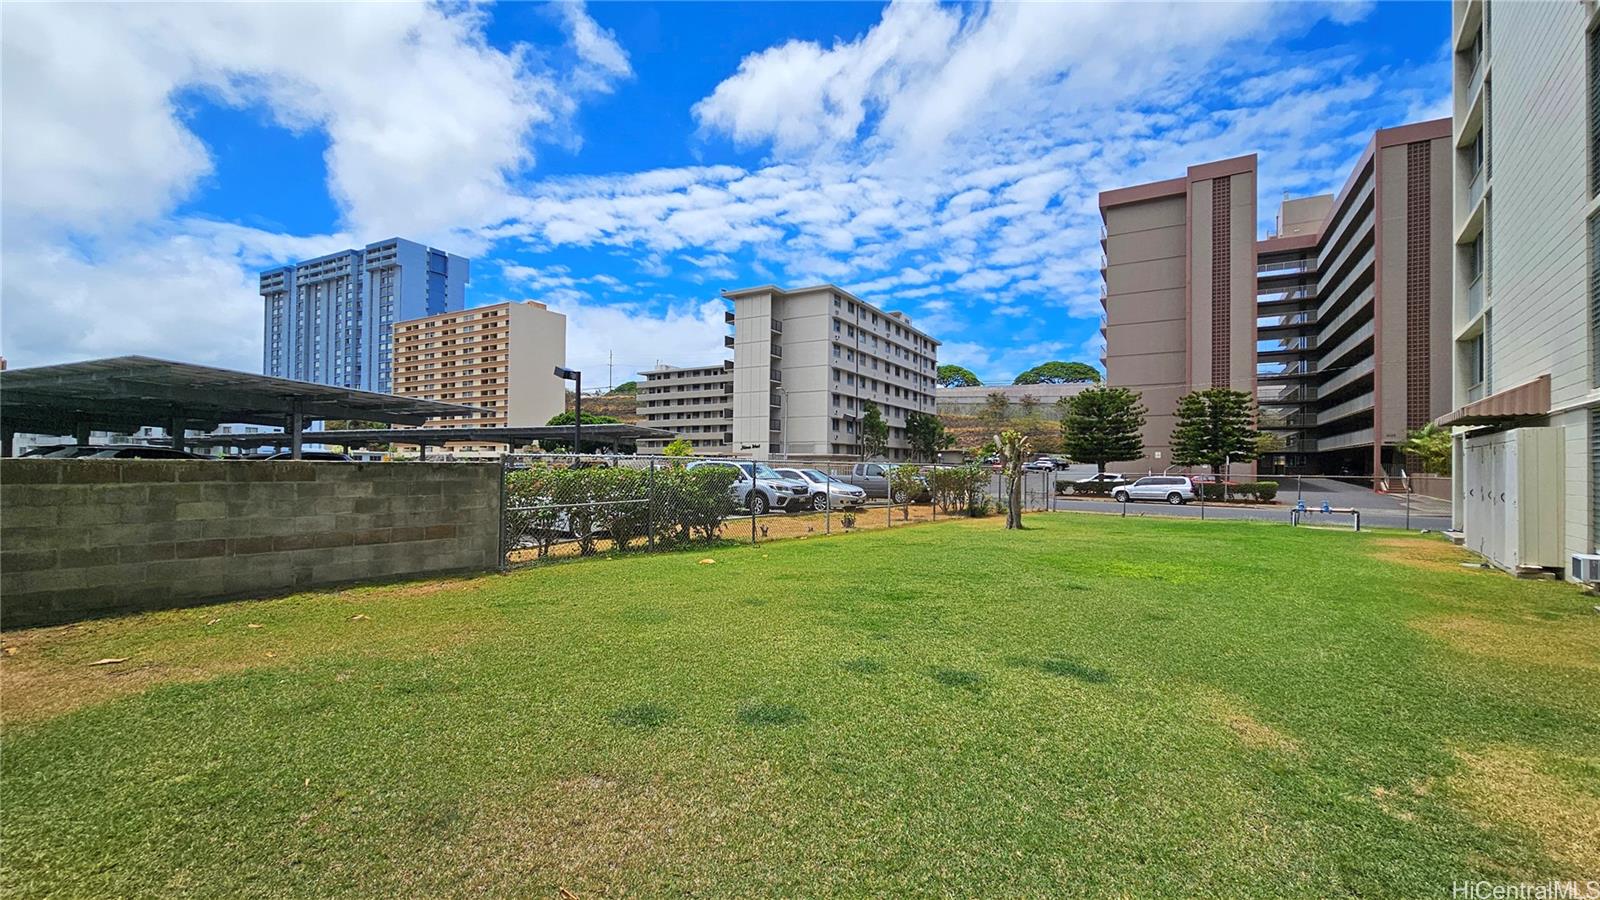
[505,462,738,557]
[1243,480,1279,502]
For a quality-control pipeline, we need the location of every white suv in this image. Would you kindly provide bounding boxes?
[685,460,810,514]
[1112,476,1195,505]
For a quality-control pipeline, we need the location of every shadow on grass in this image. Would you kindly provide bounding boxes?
[840,657,885,674]
[736,701,806,726]
[932,668,984,691]
[1011,656,1113,684]
[608,702,674,729]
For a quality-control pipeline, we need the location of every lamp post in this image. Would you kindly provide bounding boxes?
[554,366,581,455]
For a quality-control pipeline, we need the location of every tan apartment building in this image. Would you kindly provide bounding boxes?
[1439,0,1599,578]
[1098,120,1454,477]
[722,284,940,460]
[635,362,734,454]
[390,301,567,445]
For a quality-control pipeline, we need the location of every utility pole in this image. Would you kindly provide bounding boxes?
[608,351,614,394]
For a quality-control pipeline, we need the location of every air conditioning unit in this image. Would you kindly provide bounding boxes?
[1572,554,1600,584]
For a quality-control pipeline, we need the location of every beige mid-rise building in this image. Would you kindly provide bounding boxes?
[390,301,567,439]
[1098,120,1455,477]
[722,284,940,460]
[635,362,734,454]
[1439,0,1599,578]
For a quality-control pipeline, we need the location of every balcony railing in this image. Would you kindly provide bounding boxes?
[1466,273,1484,318]
[1257,311,1317,329]
[1465,56,1486,109]
[1466,164,1486,213]
[1257,258,1314,276]
[724,334,735,348]
[771,319,783,335]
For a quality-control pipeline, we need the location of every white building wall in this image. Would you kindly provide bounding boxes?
[1450,0,1599,573]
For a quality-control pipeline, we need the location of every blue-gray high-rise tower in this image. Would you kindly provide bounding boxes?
[260,238,468,392]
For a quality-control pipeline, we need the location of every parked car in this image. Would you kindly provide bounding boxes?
[252,451,354,462]
[30,444,206,460]
[1064,472,1129,493]
[775,467,868,511]
[1111,476,1195,505]
[684,460,810,514]
[981,455,1001,468]
[1022,456,1060,471]
[837,462,929,502]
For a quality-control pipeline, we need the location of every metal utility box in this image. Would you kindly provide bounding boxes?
[1461,427,1565,572]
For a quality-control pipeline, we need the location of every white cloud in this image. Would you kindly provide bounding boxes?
[0,1,629,369]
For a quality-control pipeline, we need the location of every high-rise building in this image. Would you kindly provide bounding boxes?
[390,301,567,437]
[635,363,734,454]
[1438,0,1599,577]
[261,238,468,392]
[722,284,940,460]
[1098,120,1455,477]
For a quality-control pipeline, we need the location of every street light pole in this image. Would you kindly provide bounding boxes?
[554,366,582,455]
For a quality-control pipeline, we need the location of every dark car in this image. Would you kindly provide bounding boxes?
[31,444,207,460]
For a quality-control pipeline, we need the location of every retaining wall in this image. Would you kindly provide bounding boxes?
[1,460,501,628]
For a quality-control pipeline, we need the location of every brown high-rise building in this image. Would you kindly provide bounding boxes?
[1098,120,1453,477]
[390,300,568,438]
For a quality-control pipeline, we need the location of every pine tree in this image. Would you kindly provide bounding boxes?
[1169,388,1260,472]
[1060,386,1146,473]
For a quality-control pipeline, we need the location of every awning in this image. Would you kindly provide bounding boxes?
[1435,374,1551,427]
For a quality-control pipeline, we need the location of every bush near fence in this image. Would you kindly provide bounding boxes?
[504,462,741,559]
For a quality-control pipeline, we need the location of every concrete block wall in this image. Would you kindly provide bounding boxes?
[1,460,502,628]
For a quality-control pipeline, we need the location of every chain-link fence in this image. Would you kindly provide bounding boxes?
[498,454,1067,568]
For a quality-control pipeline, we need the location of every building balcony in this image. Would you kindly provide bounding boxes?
[1318,391,1375,426]
[771,318,783,335]
[1316,427,1375,453]
[1321,356,1375,397]
[771,343,783,360]
[770,368,782,384]
[1257,258,1316,278]
[1464,164,1487,220]
[1466,273,1484,319]
[1257,361,1317,381]
[724,310,735,325]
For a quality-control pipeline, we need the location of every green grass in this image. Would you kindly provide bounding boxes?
[3,516,1597,897]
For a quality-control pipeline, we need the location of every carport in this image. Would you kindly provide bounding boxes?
[0,355,480,459]
[187,423,677,456]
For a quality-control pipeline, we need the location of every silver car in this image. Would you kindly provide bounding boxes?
[776,467,867,511]
[1111,475,1195,505]
[685,460,810,514]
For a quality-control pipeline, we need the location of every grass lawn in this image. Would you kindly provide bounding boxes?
[3,515,1597,897]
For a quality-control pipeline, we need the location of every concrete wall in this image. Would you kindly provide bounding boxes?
[1,460,502,628]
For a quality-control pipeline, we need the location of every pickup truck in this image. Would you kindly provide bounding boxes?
[837,462,930,502]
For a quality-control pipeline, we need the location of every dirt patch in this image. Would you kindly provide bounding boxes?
[1369,537,1481,574]
[1450,745,1600,877]
[1198,689,1304,755]
[450,764,775,896]
[1413,615,1600,673]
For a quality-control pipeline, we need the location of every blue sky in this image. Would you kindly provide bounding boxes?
[1,1,1449,386]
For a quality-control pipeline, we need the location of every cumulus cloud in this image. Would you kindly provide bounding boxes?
[0,0,629,369]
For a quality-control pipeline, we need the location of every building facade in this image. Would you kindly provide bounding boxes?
[1439,0,1600,577]
[935,383,1092,420]
[635,363,734,454]
[261,238,468,392]
[722,284,940,460]
[1098,120,1454,477]
[390,301,567,437]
